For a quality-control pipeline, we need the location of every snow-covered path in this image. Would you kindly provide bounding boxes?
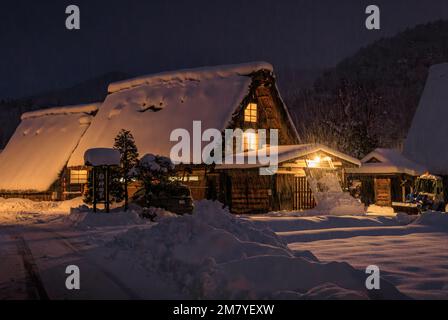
[1,196,445,300]
[0,227,30,299]
[0,224,139,299]
[248,215,448,299]
[0,220,187,300]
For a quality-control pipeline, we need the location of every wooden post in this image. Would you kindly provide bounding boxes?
[105,166,110,213]
[93,167,97,213]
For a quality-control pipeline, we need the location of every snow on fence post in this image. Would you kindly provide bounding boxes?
[84,148,121,213]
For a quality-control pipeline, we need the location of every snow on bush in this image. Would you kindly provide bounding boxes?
[413,211,448,229]
[65,202,178,229]
[108,200,405,299]
[66,208,146,229]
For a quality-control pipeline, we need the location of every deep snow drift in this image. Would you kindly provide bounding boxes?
[102,200,405,299]
[250,210,448,299]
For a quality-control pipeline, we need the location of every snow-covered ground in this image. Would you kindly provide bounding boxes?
[248,211,448,299]
[1,197,447,299]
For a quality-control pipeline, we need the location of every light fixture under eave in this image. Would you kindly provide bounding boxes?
[306,155,333,168]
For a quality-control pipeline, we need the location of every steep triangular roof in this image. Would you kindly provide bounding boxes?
[404,63,448,174]
[67,62,298,166]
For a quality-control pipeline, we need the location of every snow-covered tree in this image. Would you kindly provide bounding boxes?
[134,154,180,206]
[113,129,139,211]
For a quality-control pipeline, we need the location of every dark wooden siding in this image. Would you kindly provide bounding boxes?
[224,169,273,214]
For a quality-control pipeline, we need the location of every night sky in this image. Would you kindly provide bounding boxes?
[1,0,448,99]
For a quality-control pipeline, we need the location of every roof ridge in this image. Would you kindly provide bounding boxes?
[108,61,273,93]
[21,103,100,120]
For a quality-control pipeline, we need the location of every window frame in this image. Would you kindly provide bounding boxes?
[244,103,257,123]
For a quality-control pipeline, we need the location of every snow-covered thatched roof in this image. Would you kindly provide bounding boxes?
[0,103,100,192]
[216,144,361,169]
[346,148,426,176]
[68,62,296,167]
[404,63,448,175]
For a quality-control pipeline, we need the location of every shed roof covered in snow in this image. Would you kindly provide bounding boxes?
[346,148,426,176]
[216,144,361,169]
[84,148,121,166]
[67,62,297,167]
[403,63,448,175]
[0,103,100,192]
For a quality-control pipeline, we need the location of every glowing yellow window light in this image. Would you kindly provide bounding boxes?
[244,103,257,123]
[70,169,88,184]
[244,132,258,151]
[306,156,333,168]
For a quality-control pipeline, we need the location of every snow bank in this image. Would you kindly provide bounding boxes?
[0,197,85,224]
[108,200,405,299]
[67,208,145,229]
[65,203,178,229]
[367,204,396,216]
[412,211,448,230]
[0,197,84,214]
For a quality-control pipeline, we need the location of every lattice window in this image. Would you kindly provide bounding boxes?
[70,169,88,184]
[244,103,257,123]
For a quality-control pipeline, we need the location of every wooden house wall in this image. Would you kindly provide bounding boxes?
[221,169,273,214]
[226,70,299,146]
[273,174,295,211]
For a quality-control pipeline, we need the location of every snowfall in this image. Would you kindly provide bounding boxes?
[1,197,448,300]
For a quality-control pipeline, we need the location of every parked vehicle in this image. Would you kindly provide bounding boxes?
[393,173,445,214]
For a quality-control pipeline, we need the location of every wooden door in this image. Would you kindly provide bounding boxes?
[294,176,316,210]
[374,178,392,206]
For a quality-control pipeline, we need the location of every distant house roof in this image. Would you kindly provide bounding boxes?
[403,63,448,175]
[216,144,361,169]
[67,62,298,167]
[346,148,426,176]
[0,103,100,192]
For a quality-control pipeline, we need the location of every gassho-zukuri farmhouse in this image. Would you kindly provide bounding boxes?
[1,61,445,214]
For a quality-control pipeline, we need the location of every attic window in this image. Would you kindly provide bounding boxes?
[244,103,257,123]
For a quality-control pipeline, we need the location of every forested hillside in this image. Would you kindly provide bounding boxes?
[286,20,448,158]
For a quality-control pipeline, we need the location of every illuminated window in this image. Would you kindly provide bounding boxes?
[306,156,334,169]
[244,132,258,151]
[244,103,257,123]
[70,169,88,184]
[170,175,200,182]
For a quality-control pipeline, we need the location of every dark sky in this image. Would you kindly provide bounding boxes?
[1,0,448,99]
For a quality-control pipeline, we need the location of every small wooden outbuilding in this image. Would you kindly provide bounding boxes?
[204,144,361,214]
[345,148,427,207]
